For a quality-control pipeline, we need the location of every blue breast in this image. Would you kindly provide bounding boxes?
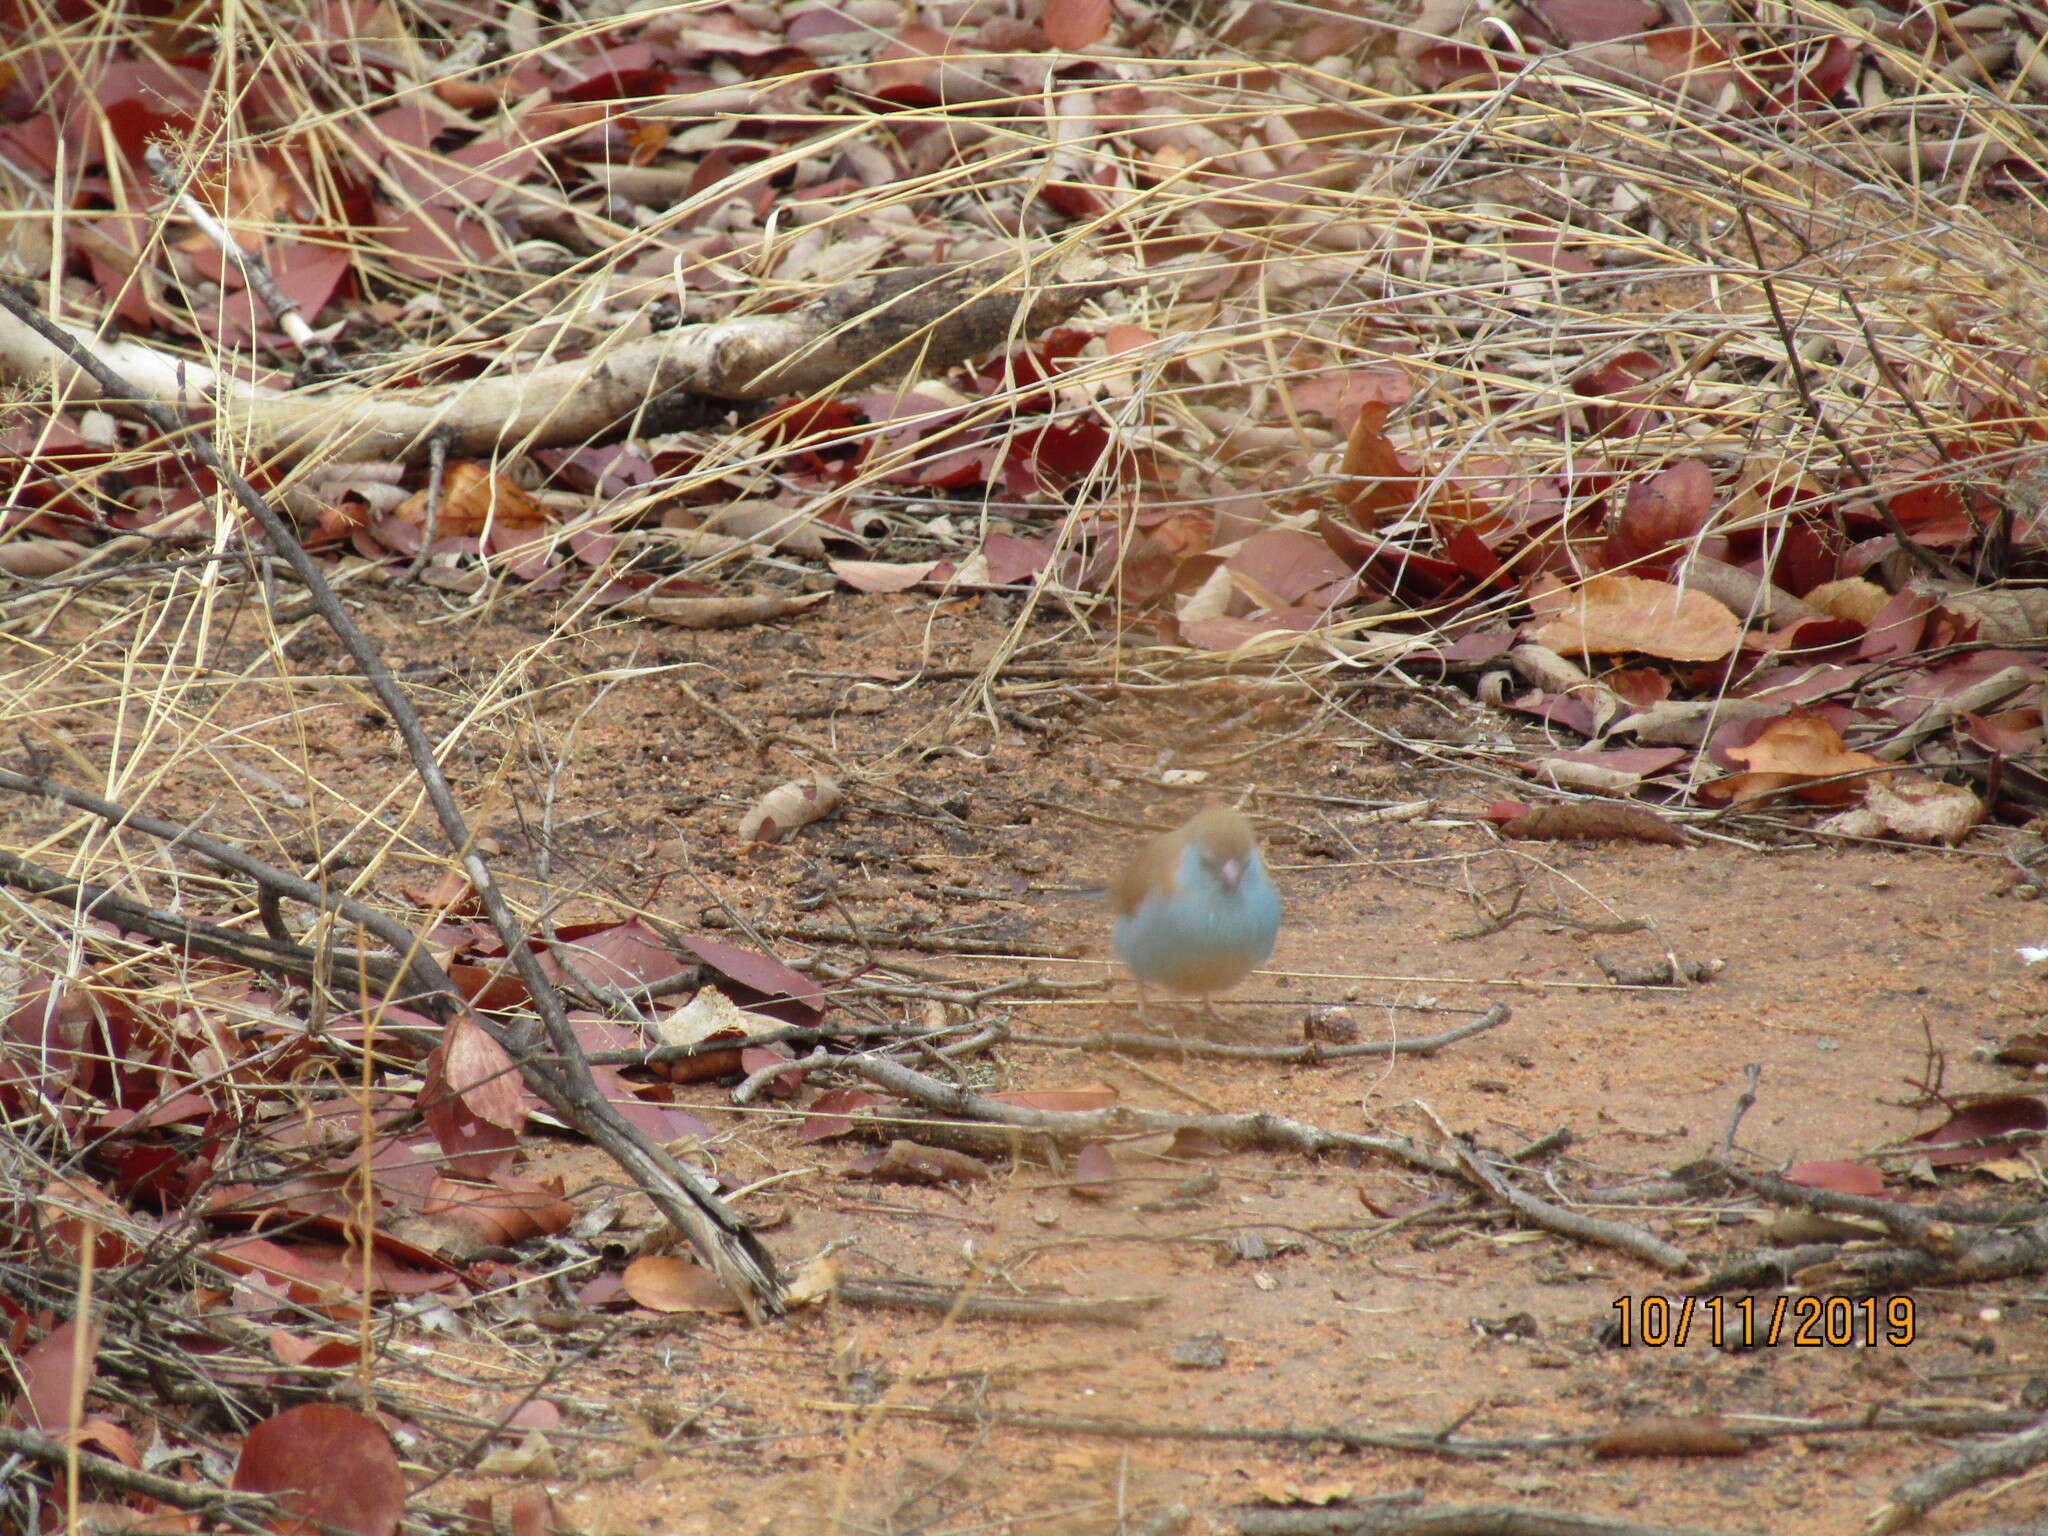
[1113,844,1280,996]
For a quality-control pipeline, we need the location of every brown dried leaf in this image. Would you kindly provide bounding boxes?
[851,1138,991,1185]
[1701,715,1890,807]
[738,773,844,844]
[612,590,831,628]
[621,1254,744,1313]
[1591,1414,1746,1458]
[1499,802,1687,845]
[231,1404,407,1536]
[1531,575,1741,661]
[393,459,546,538]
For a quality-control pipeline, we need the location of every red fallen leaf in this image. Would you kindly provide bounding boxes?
[507,1487,555,1536]
[1591,1414,1746,1458]
[1042,0,1111,49]
[739,1045,804,1098]
[232,1404,406,1536]
[1605,462,1714,567]
[539,917,684,992]
[1324,400,1498,541]
[1529,0,1661,43]
[586,1066,715,1145]
[1576,349,1674,436]
[1070,1142,1117,1200]
[675,934,828,1025]
[268,1330,364,1368]
[989,1085,1119,1112]
[1606,667,1670,708]
[1641,26,1737,99]
[421,1015,526,1180]
[1530,574,1741,662]
[1781,1161,1886,1196]
[622,1255,743,1313]
[1180,610,1323,652]
[10,1318,99,1430]
[495,1398,562,1434]
[423,1174,573,1245]
[1911,1095,2048,1165]
[797,1088,881,1142]
[1964,707,2045,756]
[1287,368,1414,429]
[575,1273,627,1309]
[832,558,943,592]
[848,1139,991,1185]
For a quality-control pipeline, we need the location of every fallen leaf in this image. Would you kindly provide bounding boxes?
[738,773,844,843]
[1497,802,1687,845]
[848,1139,991,1185]
[621,1255,743,1313]
[1700,714,1890,806]
[232,1404,406,1536]
[1910,1094,2048,1165]
[1591,1414,1746,1458]
[1781,1161,1886,1196]
[1531,574,1741,662]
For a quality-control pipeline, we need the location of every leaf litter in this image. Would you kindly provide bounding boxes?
[6,0,2048,1530]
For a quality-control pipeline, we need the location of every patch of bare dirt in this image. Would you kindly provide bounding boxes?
[75,582,2045,1536]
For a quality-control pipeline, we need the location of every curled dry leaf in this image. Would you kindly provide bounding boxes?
[1590,1414,1747,1458]
[393,459,546,538]
[1699,714,1890,806]
[1804,576,1891,624]
[1910,1093,2048,1165]
[738,772,844,843]
[621,1254,744,1313]
[850,1138,991,1185]
[613,590,832,628]
[1497,802,1687,846]
[1530,574,1741,662]
[0,537,86,578]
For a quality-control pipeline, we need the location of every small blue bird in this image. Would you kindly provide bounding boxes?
[1111,806,1280,1017]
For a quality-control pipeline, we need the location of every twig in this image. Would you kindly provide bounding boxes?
[1234,1506,1760,1536]
[1721,1064,1759,1155]
[1866,1416,2048,1535]
[810,1400,1512,1460]
[1415,1103,1697,1276]
[0,768,447,1000]
[1007,1002,1510,1061]
[0,1423,277,1526]
[838,1280,1162,1325]
[143,144,346,380]
[821,1052,1690,1272]
[0,847,413,996]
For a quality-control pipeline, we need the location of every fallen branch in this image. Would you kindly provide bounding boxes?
[1008,1002,1510,1061]
[0,249,1125,465]
[822,1048,1696,1274]
[838,1279,1162,1325]
[1866,1416,2048,1535]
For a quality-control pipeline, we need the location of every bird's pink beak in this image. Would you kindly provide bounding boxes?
[1217,857,1242,890]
